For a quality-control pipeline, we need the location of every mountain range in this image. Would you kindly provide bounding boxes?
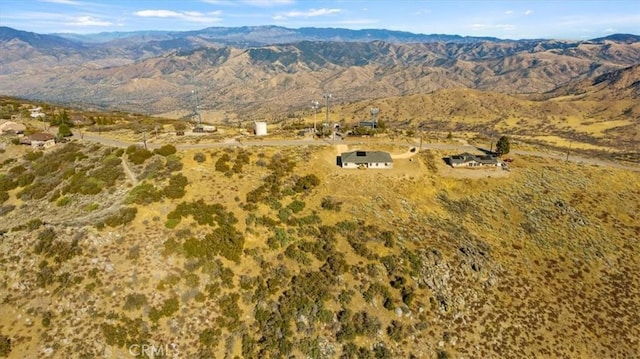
[0,26,639,116]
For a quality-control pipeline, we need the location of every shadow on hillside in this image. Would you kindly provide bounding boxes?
[475,146,497,156]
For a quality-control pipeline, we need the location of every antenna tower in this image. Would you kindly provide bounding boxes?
[370,108,379,127]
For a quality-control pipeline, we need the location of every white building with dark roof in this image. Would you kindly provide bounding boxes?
[448,152,501,168]
[340,151,393,169]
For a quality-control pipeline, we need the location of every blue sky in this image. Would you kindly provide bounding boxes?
[1,0,639,39]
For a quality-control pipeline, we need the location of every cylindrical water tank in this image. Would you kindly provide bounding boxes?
[254,121,267,136]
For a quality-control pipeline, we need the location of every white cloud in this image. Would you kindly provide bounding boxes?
[134,9,223,23]
[470,23,515,31]
[334,19,378,26]
[39,0,84,5]
[135,10,184,18]
[524,10,533,15]
[415,9,432,15]
[242,0,295,7]
[69,15,112,26]
[276,8,341,19]
[505,10,513,15]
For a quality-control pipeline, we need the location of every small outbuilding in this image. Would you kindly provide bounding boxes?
[448,152,501,168]
[341,151,393,169]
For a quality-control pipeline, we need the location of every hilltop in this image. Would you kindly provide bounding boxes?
[1,131,639,358]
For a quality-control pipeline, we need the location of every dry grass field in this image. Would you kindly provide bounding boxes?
[1,138,638,358]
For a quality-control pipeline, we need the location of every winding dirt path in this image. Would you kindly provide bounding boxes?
[121,155,139,186]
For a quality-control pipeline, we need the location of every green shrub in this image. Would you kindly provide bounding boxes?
[163,174,188,199]
[0,191,8,203]
[56,196,70,207]
[83,203,99,212]
[165,155,183,173]
[102,207,137,228]
[183,225,245,263]
[9,165,26,175]
[386,320,405,342]
[63,173,103,195]
[34,228,56,255]
[199,328,221,347]
[287,200,305,213]
[123,293,148,311]
[16,172,35,187]
[92,156,123,186]
[19,179,59,200]
[293,174,320,193]
[215,153,231,172]
[126,182,162,205]
[167,200,234,227]
[267,228,290,249]
[41,311,53,328]
[24,151,44,161]
[149,296,179,322]
[154,144,177,157]
[165,218,180,229]
[0,174,17,192]
[126,145,153,165]
[193,152,206,163]
[57,124,72,137]
[26,219,43,231]
[0,334,12,357]
[321,196,343,211]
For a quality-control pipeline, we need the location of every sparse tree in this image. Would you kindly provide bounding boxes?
[496,136,510,156]
[57,124,72,137]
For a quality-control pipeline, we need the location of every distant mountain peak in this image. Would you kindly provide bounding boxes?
[589,33,640,44]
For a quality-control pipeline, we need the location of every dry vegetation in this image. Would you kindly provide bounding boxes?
[1,138,638,358]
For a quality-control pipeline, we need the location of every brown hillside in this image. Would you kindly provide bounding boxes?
[1,40,639,115]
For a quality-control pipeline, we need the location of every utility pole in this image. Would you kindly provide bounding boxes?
[323,93,332,126]
[566,141,571,161]
[143,131,147,150]
[311,100,319,132]
[323,93,332,137]
[192,89,201,126]
[370,108,379,128]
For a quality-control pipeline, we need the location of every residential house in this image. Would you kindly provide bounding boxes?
[341,151,393,169]
[20,133,56,149]
[448,152,501,168]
